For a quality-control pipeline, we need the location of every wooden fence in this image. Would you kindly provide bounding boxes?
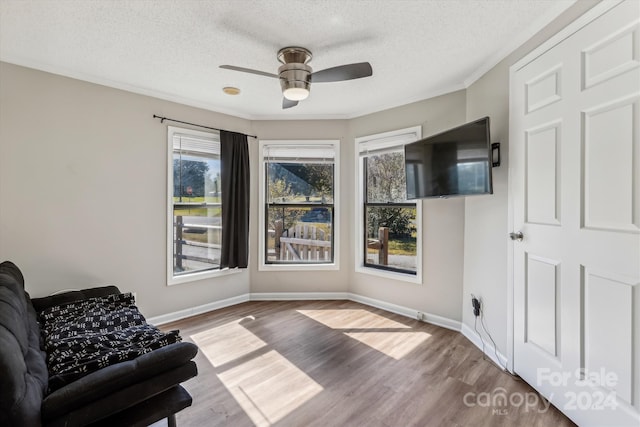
[367,226,389,265]
[174,215,221,270]
[175,216,389,267]
[273,221,331,261]
[271,220,388,263]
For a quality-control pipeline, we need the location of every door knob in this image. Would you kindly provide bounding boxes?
[509,231,524,241]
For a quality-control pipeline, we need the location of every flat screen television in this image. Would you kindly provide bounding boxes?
[404,117,493,199]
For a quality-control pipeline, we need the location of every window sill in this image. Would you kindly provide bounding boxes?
[355,265,422,284]
[168,267,244,286]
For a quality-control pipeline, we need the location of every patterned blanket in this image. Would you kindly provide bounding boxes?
[39,292,181,392]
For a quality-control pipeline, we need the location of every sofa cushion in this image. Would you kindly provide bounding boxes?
[0,261,48,427]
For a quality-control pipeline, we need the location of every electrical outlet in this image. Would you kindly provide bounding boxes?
[471,295,481,317]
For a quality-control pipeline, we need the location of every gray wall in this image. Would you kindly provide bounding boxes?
[250,94,471,325]
[0,63,469,324]
[249,119,351,294]
[348,92,468,321]
[463,0,601,360]
[0,63,252,317]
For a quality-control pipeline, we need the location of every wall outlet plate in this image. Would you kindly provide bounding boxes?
[471,296,481,316]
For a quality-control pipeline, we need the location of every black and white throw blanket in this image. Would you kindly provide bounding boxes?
[39,292,181,391]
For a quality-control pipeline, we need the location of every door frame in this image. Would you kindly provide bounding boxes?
[506,0,625,375]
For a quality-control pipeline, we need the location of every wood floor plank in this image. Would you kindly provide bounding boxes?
[161,300,575,426]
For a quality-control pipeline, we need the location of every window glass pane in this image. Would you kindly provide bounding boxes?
[365,152,407,203]
[173,154,221,201]
[267,162,333,204]
[365,206,417,273]
[358,128,421,278]
[172,150,221,276]
[266,206,333,263]
[262,141,337,267]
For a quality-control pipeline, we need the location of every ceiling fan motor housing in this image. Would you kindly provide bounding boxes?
[279,63,312,99]
[277,46,312,65]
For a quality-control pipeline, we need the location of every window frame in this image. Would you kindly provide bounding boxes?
[166,126,240,286]
[258,139,340,271]
[355,126,423,284]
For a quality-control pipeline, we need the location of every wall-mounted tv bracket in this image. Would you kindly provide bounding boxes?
[492,142,501,167]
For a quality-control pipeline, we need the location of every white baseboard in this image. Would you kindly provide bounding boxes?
[348,293,462,331]
[461,322,509,370]
[148,291,462,334]
[149,291,510,372]
[250,292,350,301]
[251,292,461,331]
[148,293,250,325]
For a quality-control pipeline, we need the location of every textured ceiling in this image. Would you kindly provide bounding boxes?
[0,0,576,120]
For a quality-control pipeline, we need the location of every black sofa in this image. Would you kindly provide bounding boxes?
[0,261,198,426]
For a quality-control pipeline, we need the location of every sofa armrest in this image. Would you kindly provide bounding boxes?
[80,385,192,427]
[31,286,121,313]
[42,341,198,421]
[45,368,196,427]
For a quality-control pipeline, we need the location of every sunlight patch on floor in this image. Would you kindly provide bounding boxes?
[191,316,266,367]
[297,309,411,329]
[217,349,323,426]
[344,331,431,360]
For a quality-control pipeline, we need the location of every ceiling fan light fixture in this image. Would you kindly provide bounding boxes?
[283,86,310,101]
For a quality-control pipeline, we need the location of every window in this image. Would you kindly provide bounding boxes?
[167,126,224,284]
[259,140,339,269]
[356,127,422,281]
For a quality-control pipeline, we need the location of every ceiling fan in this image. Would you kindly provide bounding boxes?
[220,47,373,109]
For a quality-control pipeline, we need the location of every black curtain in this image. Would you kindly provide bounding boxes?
[220,130,250,269]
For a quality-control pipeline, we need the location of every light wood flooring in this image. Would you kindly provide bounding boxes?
[161,300,575,427]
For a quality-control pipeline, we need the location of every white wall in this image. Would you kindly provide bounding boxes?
[0,62,252,317]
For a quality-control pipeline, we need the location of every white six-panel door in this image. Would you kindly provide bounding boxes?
[510,1,639,425]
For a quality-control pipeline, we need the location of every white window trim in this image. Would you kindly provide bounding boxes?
[259,139,340,271]
[355,126,423,284]
[166,126,240,286]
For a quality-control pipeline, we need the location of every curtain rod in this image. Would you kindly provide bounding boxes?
[153,115,257,139]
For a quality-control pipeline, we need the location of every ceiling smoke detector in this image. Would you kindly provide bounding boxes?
[222,86,241,95]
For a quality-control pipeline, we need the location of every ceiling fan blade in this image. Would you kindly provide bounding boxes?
[219,65,278,79]
[311,62,372,83]
[282,98,299,109]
